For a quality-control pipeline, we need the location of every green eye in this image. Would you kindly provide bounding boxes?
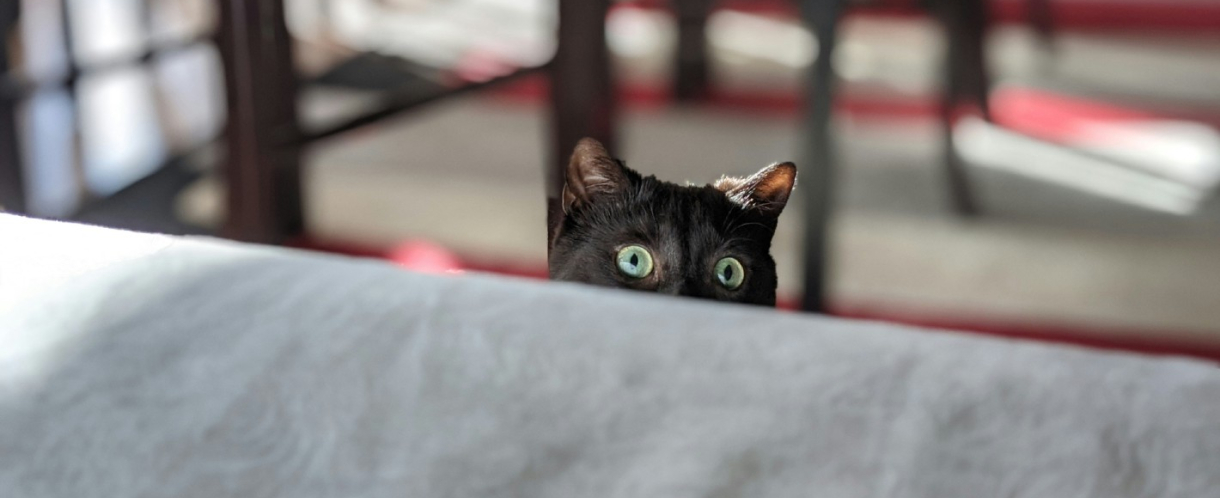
[616,245,654,279]
[714,257,745,290]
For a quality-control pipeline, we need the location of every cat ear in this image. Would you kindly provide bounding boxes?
[564,138,631,211]
[714,162,797,215]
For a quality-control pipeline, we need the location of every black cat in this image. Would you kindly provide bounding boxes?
[548,138,796,306]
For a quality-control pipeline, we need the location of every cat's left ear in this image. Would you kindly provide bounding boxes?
[714,162,797,216]
[564,138,631,212]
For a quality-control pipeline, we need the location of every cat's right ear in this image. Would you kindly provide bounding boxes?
[564,138,630,212]
[714,162,797,216]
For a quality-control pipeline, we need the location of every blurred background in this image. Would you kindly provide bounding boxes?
[2,0,1219,357]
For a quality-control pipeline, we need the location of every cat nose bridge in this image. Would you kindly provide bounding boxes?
[657,269,689,296]
[660,283,703,298]
[657,235,710,298]
[656,269,696,297]
[657,272,712,299]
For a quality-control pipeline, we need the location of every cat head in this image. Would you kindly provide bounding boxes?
[548,138,796,306]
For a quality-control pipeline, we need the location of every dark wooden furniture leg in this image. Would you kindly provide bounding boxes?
[673,0,716,102]
[216,0,304,243]
[548,0,617,253]
[0,1,22,212]
[929,0,986,216]
[952,0,992,122]
[1028,0,1054,53]
[799,0,847,313]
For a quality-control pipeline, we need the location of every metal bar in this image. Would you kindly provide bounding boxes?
[0,33,215,101]
[0,0,22,211]
[299,64,547,145]
[798,0,847,313]
[216,0,303,243]
[547,0,617,255]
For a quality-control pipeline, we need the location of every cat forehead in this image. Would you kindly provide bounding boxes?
[624,181,739,217]
[568,175,769,241]
[615,189,766,238]
[638,175,735,201]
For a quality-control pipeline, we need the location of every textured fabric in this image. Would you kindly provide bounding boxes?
[1,214,1218,498]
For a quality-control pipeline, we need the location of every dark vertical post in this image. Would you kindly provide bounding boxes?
[933,0,985,216]
[548,0,616,255]
[954,0,992,122]
[673,0,715,102]
[798,0,846,313]
[216,0,304,243]
[1027,0,1054,54]
[0,0,22,212]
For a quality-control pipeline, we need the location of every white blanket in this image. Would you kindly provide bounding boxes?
[1,214,1218,497]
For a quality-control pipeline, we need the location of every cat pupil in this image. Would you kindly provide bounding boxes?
[629,254,639,267]
[724,265,733,280]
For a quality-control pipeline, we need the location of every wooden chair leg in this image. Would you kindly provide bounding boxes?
[931,0,985,216]
[799,0,848,313]
[673,0,716,102]
[962,0,993,122]
[0,93,18,213]
[548,0,617,254]
[940,97,979,217]
[216,0,304,244]
[0,2,22,213]
[1028,0,1055,53]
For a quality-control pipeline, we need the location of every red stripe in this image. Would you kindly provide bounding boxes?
[992,87,1220,142]
[641,0,1220,31]
[490,75,1220,142]
[487,75,936,119]
[991,0,1220,31]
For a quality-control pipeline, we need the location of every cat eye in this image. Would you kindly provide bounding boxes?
[616,245,654,279]
[714,257,745,290]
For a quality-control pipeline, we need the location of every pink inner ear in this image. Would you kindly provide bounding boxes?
[752,163,796,204]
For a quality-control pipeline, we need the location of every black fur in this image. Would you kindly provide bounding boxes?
[548,138,795,306]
